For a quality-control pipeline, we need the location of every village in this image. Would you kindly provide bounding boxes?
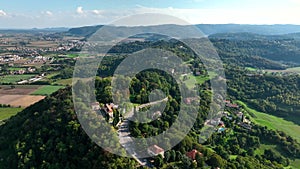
[0,32,84,119]
[88,95,253,169]
[205,99,253,135]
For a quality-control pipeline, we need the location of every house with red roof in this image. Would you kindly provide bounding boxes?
[147,145,164,157]
[186,149,203,160]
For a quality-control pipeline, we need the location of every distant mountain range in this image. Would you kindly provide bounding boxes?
[64,24,300,37]
[1,24,300,36]
[197,24,300,35]
[0,27,69,34]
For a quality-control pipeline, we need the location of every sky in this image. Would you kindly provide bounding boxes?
[0,0,300,28]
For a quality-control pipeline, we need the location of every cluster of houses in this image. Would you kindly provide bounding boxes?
[91,102,119,124]
[9,67,36,75]
[147,144,203,162]
[224,100,252,130]
[0,55,23,63]
[0,53,52,66]
[224,100,239,108]
[3,39,84,54]
[205,100,253,134]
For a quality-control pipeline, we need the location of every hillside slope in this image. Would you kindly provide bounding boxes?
[0,88,136,169]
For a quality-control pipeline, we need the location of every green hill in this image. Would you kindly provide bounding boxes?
[0,88,136,169]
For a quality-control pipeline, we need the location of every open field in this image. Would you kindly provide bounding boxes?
[7,67,23,71]
[255,144,277,155]
[46,72,59,79]
[264,66,300,73]
[0,107,23,120]
[54,78,72,85]
[239,101,300,168]
[237,100,300,142]
[181,74,209,89]
[290,159,300,169]
[26,41,58,48]
[0,94,45,107]
[181,73,217,89]
[0,85,40,95]
[286,67,300,73]
[66,54,79,58]
[30,85,64,95]
[245,67,257,71]
[0,85,62,107]
[0,74,35,84]
[1,85,64,96]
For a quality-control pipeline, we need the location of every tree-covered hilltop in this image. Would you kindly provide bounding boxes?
[226,66,300,125]
[92,32,300,71]
[0,87,137,169]
[210,32,300,67]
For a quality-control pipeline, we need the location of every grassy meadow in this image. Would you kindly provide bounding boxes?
[0,107,23,120]
[236,100,300,143]
[30,85,64,95]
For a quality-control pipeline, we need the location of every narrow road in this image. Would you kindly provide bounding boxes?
[117,97,168,166]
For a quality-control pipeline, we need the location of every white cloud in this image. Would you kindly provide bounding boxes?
[92,10,102,15]
[45,11,53,16]
[41,11,53,16]
[0,10,7,16]
[76,6,84,14]
[290,0,300,3]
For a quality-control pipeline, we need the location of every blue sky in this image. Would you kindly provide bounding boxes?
[0,0,299,28]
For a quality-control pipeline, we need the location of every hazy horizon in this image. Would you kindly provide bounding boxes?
[2,23,300,30]
[0,0,300,29]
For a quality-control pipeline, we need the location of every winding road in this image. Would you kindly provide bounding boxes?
[117,97,168,166]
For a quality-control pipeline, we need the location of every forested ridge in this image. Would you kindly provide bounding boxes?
[210,33,300,69]
[0,88,137,169]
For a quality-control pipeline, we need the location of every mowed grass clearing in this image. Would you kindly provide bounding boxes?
[264,66,300,74]
[30,85,64,95]
[181,74,210,89]
[237,100,300,142]
[245,67,257,71]
[0,107,23,120]
[255,144,277,155]
[290,159,300,169]
[54,78,72,86]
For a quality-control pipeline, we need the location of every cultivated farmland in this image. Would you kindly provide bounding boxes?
[0,95,45,107]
